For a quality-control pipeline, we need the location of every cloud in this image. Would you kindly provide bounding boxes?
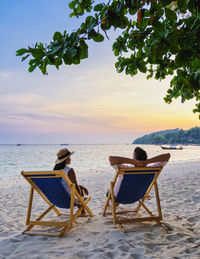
[0,72,11,79]
[0,93,43,105]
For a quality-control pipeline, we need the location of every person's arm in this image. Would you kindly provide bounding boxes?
[79,185,89,195]
[68,168,82,195]
[143,153,171,166]
[109,156,142,167]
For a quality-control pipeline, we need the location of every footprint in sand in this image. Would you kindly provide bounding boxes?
[118,245,130,252]
[104,243,115,250]
[166,233,184,242]
[187,216,199,223]
[91,247,104,253]
[80,241,90,247]
[103,251,116,259]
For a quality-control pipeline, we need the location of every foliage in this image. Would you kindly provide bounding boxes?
[133,127,200,145]
[16,0,200,117]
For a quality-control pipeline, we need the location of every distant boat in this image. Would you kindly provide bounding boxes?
[16,144,22,146]
[60,144,69,146]
[161,145,183,150]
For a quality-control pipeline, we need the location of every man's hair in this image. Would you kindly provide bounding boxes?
[134,147,147,161]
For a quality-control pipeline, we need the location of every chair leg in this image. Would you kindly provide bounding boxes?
[102,192,111,216]
[118,224,125,232]
[58,224,71,237]
[138,200,154,217]
[110,181,117,225]
[154,182,162,220]
[69,184,75,227]
[26,187,34,225]
[23,204,55,234]
[75,193,94,217]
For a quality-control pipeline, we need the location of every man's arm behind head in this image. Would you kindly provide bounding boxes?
[144,153,171,166]
[109,156,144,167]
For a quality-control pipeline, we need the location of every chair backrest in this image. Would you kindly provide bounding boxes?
[115,167,162,204]
[22,171,71,209]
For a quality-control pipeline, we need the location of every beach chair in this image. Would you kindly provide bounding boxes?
[21,170,94,237]
[102,167,163,232]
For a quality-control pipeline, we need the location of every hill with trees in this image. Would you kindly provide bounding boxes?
[133,127,200,145]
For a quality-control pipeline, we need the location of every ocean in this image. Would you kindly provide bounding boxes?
[0,144,200,178]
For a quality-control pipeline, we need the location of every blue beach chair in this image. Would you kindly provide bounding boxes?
[21,170,93,237]
[102,167,163,232]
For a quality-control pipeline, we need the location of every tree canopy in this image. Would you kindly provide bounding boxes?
[16,0,200,117]
[133,127,200,144]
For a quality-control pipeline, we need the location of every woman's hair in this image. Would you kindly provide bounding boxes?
[53,160,66,170]
[134,147,147,161]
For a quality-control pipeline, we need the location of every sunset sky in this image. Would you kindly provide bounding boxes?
[0,0,199,144]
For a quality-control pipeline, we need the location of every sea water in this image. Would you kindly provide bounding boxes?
[0,144,200,178]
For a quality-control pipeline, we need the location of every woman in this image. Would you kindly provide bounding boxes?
[53,148,88,197]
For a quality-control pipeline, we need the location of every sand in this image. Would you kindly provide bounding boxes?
[0,161,200,259]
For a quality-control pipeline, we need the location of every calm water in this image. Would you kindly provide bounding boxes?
[0,144,200,177]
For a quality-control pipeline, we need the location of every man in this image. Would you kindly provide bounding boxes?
[109,147,170,198]
[109,147,170,167]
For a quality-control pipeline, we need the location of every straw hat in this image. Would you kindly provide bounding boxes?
[55,148,75,164]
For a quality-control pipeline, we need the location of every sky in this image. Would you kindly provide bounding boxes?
[0,0,199,144]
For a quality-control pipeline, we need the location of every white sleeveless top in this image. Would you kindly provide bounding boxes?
[61,165,71,195]
[113,161,168,197]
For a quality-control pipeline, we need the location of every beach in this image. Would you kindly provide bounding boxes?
[0,145,200,258]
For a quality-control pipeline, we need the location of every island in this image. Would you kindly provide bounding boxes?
[133,127,200,145]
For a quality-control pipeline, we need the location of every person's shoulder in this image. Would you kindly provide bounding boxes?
[111,164,118,170]
[65,166,75,174]
[111,164,135,169]
[147,161,168,168]
[119,164,135,168]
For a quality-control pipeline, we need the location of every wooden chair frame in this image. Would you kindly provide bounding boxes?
[21,170,94,237]
[102,167,163,232]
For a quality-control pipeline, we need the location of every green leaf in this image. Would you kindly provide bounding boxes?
[55,58,62,69]
[85,16,97,29]
[175,49,193,65]
[68,1,76,9]
[114,49,119,56]
[88,29,97,39]
[21,54,30,61]
[28,63,38,72]
[119,17,128,29]
[63,54,73,65]
[165,8,177,22]
[69,47,77,57]
[32,49,45,59]
[69,32,78,42]
[138,62,147,73]
[100,19,111,31]
[16,48,29,56]
[80,47,88,59]
[191,58,200,71]
[177,0,187,13]
[92,33,104,42]
[150,39,160,47]
[47,46,62,55]
[39,61,47,75]
[69,12,76,18]
[129,8,138,15]
[72,57,80,65]
[53,32,63,42]
[146,73,153,79]
[161,0,174,7]
[80,40,88,59]
[94,4,104,11]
